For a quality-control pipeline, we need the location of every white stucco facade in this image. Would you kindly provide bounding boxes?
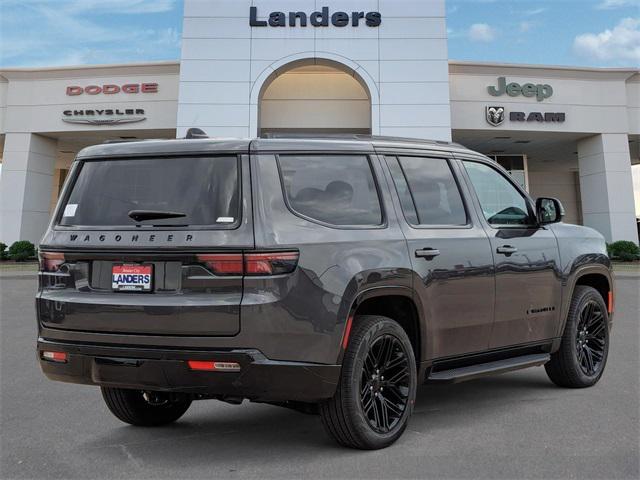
[449,62,639,243]
[177,0,451,140]
[0,62,180,243]
[0,0,638,246]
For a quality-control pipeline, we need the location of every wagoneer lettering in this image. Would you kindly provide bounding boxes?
[37,135,614,450]
[69,233,194,243]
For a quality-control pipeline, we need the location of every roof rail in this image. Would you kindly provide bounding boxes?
[101,138,155,145]
[185,128,209,139]
[260,132,457,146]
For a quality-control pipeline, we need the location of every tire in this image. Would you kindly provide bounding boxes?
[545,286,610,388]
[320,315,417,450]
[101,387,192,426]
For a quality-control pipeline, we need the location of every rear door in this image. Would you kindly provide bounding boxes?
[38,153,253,337]
[458,158,562,348]
[382,153,496,359]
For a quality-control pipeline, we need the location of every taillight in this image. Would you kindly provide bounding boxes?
[196,254,243,276]
[197,252,298,276]
[39,252,65,272]
[245,252,299,276]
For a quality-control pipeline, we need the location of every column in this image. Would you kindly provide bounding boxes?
[577,134,638,243]
[0,133,57,245]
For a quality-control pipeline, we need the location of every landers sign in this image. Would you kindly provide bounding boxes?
[249,6,381,27]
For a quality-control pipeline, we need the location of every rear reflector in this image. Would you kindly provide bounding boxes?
[187,360,241,372]
[197,251,299,276]
[42,351,68,363]
[341,316,354,350]
[608,291,614,314]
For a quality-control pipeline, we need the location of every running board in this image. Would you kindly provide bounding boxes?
[426,353,551,384]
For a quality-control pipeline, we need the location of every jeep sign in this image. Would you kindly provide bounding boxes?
[488,77,553,102]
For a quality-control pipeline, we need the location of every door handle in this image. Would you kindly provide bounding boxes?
[496,245,518,255]
[415,248,441,259]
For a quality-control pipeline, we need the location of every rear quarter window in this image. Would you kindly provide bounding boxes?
[58,156,240,228]
[277,154,383,227]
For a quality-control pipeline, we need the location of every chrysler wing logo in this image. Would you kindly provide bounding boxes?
[62,116,146,125]
[62,108,146,126]
[486,106,505,127]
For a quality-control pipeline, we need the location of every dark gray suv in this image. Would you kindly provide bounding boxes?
[37,135,614,449]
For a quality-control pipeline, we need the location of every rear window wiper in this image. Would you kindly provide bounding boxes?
[128,210,187,222]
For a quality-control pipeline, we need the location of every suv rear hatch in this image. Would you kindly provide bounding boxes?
[38,149,253,337]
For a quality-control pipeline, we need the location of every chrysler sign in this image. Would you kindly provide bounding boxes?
[249,6,381,27]
[62,108,146,125]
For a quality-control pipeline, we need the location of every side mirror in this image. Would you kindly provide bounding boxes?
[536,197,565,225]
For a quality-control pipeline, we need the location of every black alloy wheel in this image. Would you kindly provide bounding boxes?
[320,315,417,449]
[575,300,607,376]
[545,285,610,388]
[360,334,411,434]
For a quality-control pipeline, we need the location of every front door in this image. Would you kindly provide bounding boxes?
[383,154,495,359]
[460,159,562,348]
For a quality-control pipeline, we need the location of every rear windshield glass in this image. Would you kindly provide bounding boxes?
[59,156,239,227]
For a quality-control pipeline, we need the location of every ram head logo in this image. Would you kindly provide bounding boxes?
[486,106,505,127]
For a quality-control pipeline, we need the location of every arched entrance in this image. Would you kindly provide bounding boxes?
[258,58,372,136]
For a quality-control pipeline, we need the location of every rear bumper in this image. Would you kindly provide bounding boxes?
[37,339,340,402]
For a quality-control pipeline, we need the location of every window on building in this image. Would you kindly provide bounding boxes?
[278,155,383,226]
[57,169,69,196]
[488,155,528,191]
[464,160,533,227]
[387,156,467,226]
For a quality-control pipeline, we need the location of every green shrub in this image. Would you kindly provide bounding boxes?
[8,240,36,262]
[608,240,640,262]
[0,242,7,260]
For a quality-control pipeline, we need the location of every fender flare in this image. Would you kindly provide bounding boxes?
[337,285,426,364]
[557,263,613,337]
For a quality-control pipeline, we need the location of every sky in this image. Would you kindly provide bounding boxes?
[0,0,639,213]
[446,0,640,67]
[0,0,638,69]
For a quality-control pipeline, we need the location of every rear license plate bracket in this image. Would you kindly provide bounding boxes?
[112,263,153,292]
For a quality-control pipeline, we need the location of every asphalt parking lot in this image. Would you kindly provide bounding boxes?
[1,273,638,480]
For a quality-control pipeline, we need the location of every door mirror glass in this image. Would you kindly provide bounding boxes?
[536,197,565,224]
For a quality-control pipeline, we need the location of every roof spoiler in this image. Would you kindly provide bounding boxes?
[185,128,209,139]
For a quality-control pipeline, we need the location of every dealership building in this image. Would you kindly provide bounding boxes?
[1,0,638,245]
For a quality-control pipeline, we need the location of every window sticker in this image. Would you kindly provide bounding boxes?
[63,204,78,217]
[216,217,235,223]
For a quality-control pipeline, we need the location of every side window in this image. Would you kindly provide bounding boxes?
[463,160,533,227]
[387,156,467,226]
[278,155,383,227]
